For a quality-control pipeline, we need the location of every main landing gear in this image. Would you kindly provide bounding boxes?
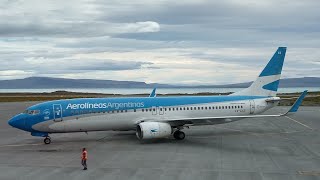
[44,136,51,144]
[173,130,185,140]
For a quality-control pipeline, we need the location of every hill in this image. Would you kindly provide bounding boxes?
[0,77,319,89]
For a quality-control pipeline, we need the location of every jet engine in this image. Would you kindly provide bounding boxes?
[136,122,172,139]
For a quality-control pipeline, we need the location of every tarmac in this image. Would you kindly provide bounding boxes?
[0,101,319,180]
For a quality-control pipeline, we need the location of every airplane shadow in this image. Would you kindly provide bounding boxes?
[13,128,306,157]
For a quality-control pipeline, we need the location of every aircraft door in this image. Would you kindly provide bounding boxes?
[249,100,255,114]
[53,104,63,121]
[152,106,157,115]
[158,106,164,115]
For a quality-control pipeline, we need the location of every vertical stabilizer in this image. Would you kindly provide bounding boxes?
[232,47,287,97]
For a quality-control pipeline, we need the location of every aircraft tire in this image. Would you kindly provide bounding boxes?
[173,131,185,140]
[44,137,51,144]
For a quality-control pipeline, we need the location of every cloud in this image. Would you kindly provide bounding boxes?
[0,21,160,37]
[123,21,160,33]
[0,0,319,84]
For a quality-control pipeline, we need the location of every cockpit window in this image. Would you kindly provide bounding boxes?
[23,110,40,115]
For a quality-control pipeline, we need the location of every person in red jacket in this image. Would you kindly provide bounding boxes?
[81,148,88,170]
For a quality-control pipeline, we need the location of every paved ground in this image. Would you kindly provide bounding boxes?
[0,102,319,180]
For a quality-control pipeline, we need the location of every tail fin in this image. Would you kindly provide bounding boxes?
[233,47,287,97]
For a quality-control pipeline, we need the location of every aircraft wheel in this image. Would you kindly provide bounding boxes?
[173,131,185,140]
[44,137,51,144]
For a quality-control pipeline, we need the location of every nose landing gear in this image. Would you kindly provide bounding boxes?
[44,136,51,144]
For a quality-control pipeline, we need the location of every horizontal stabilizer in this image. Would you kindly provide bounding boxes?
[265,97,281,102]
[286,90,308,114]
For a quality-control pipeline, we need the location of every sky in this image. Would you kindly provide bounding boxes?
[0,0,319,85]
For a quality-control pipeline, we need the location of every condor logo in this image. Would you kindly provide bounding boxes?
[150,129,158,133]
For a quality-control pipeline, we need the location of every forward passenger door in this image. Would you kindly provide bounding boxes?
[53,104,63,122]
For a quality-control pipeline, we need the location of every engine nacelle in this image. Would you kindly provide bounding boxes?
[136,122,172,140]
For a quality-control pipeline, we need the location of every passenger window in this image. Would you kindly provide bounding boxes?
[205,107,207,110]
[180,107,183,110]
[164,108,167,111]
[201,107,204,110]
[169,108,171,111]
[183,107,185,110]
[176,108,179,111]
[121,110,123,113]
[198,107,200,110]
[160,108,163,111]
[142,109,144,112]
[153,109,156,111]
[134,109,136,112]
[209,107,211,110]
[146,109,148,112]
[187,107,189,110]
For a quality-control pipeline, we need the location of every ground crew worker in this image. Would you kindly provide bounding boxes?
[81,148,88,170]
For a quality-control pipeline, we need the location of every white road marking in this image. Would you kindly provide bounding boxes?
[297,171,320,176]
[285,116,313,130]
[0,143,43,147]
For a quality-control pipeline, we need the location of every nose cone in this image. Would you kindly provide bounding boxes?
[8,114,25,130]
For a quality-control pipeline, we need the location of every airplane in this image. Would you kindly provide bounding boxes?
[8,47,308,144]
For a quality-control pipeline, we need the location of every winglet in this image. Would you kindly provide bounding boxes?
[285,90,308,114]
[149,88,157,97]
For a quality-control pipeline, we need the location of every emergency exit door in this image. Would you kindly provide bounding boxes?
[249,100,255,114]
[53,104,63,121]
[158,106,164,115]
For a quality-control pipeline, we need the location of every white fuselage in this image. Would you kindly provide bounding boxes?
[32,97,278,133]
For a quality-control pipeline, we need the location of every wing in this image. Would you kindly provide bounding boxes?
[144,90,308,127]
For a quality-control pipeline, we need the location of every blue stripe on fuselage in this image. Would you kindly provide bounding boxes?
[29,95,267,120]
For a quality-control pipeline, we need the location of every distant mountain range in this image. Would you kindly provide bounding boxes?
[0,77,319,89]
